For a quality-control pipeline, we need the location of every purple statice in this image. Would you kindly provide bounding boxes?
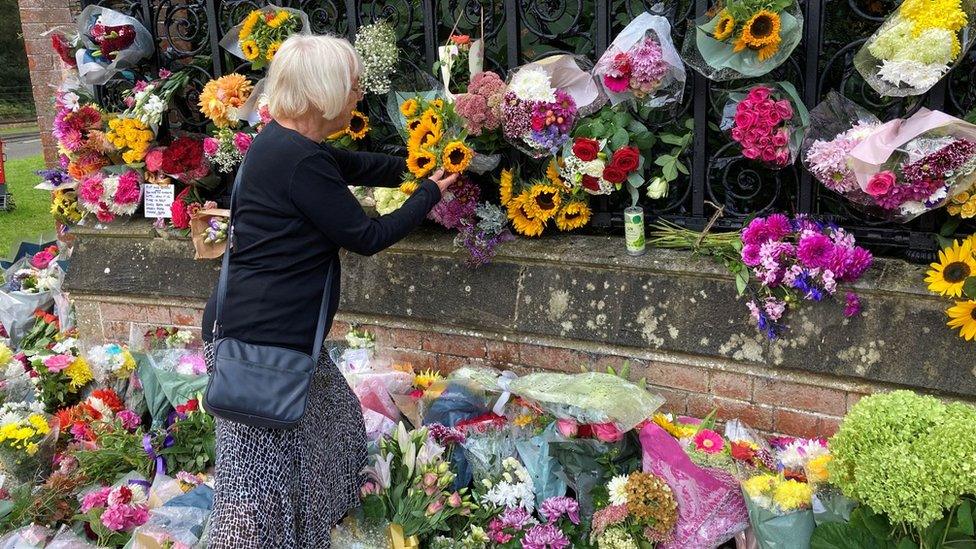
[539,496,580,525]
[844,292,862,317]
[456,223,514,268]
[428,177,480,230]
[521,524,571,549]
[629,37,669,93]
[36,168,69,188]
[501,92,532,140]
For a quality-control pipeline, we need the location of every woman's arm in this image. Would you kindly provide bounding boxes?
[290,152,440,256]
[328,147,407,188]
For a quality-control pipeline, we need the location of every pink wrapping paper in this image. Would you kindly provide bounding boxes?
[640,423,749,549]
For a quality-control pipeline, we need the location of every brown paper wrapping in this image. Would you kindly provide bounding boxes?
[189,208,230,260]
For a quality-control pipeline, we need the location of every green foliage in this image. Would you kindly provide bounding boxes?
[74,422,153,484]
[829,391,976,531]
[723,0,793,21]
[156,410,216,475]
[811,499,976,549]
[0,0,30,96]
[648,117,694,191]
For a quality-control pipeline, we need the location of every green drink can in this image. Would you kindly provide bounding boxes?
[624,206,646,256]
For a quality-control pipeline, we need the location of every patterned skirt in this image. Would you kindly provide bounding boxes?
[204,342,367,548]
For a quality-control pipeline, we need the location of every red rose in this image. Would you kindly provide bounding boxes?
[50,33,77,67]
[581,175,602,193]
[572,138,600,161]
[161,137,205,179]
[171,187,192,229]
[602,165,628,184]
[610,145,641,173]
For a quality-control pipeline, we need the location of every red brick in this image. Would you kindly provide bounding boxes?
[685,394,716,420]
[709,371,754,401]
[102,321,133,344]
[591,356,647,378]
[713,397,774,432]
[437,355,489,374]
[486,340,520,365]
[754,378,847,416]
[388,349,438,372]
[847,392,868,412]
[422,333,486,358]
[100,303,171,324]
[169,306,203,327]
[389,328,426,350]
[642,361,709,393]
[772,409,842,438]
[518,344,590,372]
[646,385,690,416]
[327,320,351,339]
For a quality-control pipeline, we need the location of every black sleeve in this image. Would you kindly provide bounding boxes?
[289,151,441,256]
[327,146,407,188]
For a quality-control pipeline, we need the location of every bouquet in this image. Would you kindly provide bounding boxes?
[220,5,308,70]
[845,109,976,221]
[454,203,514,268]
[74,5,154,85]
[683,0,803,80]
[75,481,151,546]
[145,135,212,183]
[50,189,84,225]
[3,264,60,295]
[355,20,399,95]
[589,471,679,548]
[484,496,584,548]
[0,257,63,347]
[198,73,254,129]
[0,402,59,483]
[740,474,816,548]
[122,69,190,130]
[86,343,137,384]
[594,12,686,109]
[428,176,481,230]
[721,83,809,169]
[924,236,976,341]
[501,55,605,158]
[855,0,974,96]
[77,168,143,223]
[106,116,154,165]
[477,456,536,512]
[54,387,135,444]
[154,397,215,475]
[28,341,95,412]
[436,34,484,97]
[399,95,476,187]
[802,92,883,197]
[142,327,196,350]
[50,86,110,183]
[17,310,62,353]
[453,71,507,153]
[738,214,873,338]
[501,167,592,237]
[457,413,517,483]
[189,208,230,259]
[199,128,250,173]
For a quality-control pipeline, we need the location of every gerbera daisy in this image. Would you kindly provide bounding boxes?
[524,183,562,221]
[400,180,420,194]
[499,168,515,206]
[947,300,976,340]
[241,40,260,61]
[555,201,591,231]
[507,193,545,237]
[413,369,442,389]
[925,238,976,297]
[713,10,736,41]
[347,110,369,140]
[442,141,473,173]
[740,10,782,48]
[400,98,419,118]
[406,149,436,179]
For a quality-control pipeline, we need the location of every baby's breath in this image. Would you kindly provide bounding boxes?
[354,21,399,95]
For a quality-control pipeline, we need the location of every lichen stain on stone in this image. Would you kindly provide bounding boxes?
[548,289,570,321]
[700,337,710,346]
[586,282,596,291]
[718,333,764,363]
[837,341,884,375]
[636,305,665,347]
[561,321,574,332]
[587,313,608,330]
[668,325,679,340]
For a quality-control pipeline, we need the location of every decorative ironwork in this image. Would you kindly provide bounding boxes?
[80,0,976,261]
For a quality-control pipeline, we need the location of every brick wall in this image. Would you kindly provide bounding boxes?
[69,294,936,440]
[17,0,80,165]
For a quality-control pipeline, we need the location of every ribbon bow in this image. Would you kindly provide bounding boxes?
[491,370,518,416]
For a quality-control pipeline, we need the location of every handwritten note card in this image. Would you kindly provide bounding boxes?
[143,184,175,218]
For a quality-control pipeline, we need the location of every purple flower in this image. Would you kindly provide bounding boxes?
[797,233,834,269]
[428,177,480,230]
[764,214,792,240]
[741,218,771,246]
[741,244,762,267]
[426,423,466,445]
[521,524,570,549]
[500,506,534,530]
[844,292,862,317]
[629,37,669,90]
[116,409,141,431]
[539,496,580,525]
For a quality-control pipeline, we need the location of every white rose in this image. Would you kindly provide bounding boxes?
[646,176,669,199]
[581,159,605,178]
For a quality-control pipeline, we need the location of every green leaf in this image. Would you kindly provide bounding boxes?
[856,508,894,541]
[627,120,649,135]
[612,111,631,128]
[735,271,748,296]
[660,133,685,146]
[810,522,897,549]
[676,160,689,175]
[940,216,963,237]
[610,127,630,149]
[591,121,606,136]
[955,500,975,537]
[655,154,674,167]
[663,162,678,180]
[633,134,656,150]
[963,277,976,300]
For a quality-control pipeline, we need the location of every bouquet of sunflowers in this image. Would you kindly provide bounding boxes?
[500,167,593,238]
[220,4,309,70]
[397,95,475,193]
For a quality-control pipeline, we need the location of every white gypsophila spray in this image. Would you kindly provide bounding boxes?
[354,21,399,95]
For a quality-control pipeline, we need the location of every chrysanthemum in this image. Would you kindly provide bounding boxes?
[713,10,736,41]
[199,74,253,128]
[347,110,369,140]
[947,300,976,340]
[555,201,591,231]
[406,149,436,179]
[925,238,976,297]
[606,475,629,506]
[400,98,419,118]
[499,168,515,206]
[241,40,260,61]
[507,193,545,237]
[524,184,561,221]
[771,478,813,511]
[64,357,94,390]
[442,141,473,173]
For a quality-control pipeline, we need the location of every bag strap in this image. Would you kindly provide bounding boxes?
[214,166,335,361]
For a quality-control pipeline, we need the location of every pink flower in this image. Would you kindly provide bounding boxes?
[159,69,172,79]
[748,86,772,102]
[591,423,623,442]
[447,492,463,508]
[865,170,895,197]
[603,74,630,93]
[360,481,378,496]
[108,485,132,507]
[761,148,778,163]
[774,99,793,120]
[693,429,725,454]
[203,137,219,157]
[742,243,762,266]
[80,487,112,513]
[145,148,164,172]
[426,499,444,515]
[772,130,789,148]
[556,418,579,438]
[43,354,73,373]
[78,173,105,205]
[734,109,757,129]
[117,409,141,431]
[844,292,862,317]
[113,171,141,205]
[797,233,835,269]
[233,132,252,153]
[132,81,148,93]
[30,251,55,269]
[743,147,761,159]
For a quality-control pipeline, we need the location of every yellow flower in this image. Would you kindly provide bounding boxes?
[962,198,976,218]
[546,158,563,187]
[406,118,423,134]
[27,415,50,436]
[925,238,976,297]
[413,369,442,389]
[266,41,281,61]
[652,413,697,439]
[420,109,442,131]
[430,99,445,111]
[741,10,782,48]
[400,99,419,118]
[241,39,260,61]
[742,474,777,499]
[947,300,976,340]
[499,168,515,206]
[0,342,12,367]
[408,122,442,151]
[25,443,39,456]
[442,141,473,173]
[953,190,972,204]
[805,454,832,484]
[64,356,94,391]
[407,149,437,179]
[901,0,967,33]
[507,193,545,237]
[771,479,813,511]
[713,10,736,41]
[238,10,261,41]
[347,110,369,140]
[524,183,562,221]
[268,10,291,28]
[199,74,253,128]
[555,201,591,231]
[120,350,137,376]
[400,180,420,194]
[756,38,782,62]
[513,414,534,428]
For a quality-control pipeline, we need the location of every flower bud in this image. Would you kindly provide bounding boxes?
[646,177,669,199]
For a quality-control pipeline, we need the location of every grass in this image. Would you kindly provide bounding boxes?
[0,121,38,138]
[0,154,54,258]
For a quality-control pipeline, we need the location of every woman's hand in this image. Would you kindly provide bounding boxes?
[428,169,459,194]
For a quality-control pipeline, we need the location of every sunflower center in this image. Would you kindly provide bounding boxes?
[416,156,432,168]
[564,211,580,220]
[944,261,971,283]
[349,115,365,133]
[448,148,466,164]
[536,192,556,210]
[750,15,774,39]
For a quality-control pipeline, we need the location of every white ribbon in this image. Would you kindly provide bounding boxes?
[491,370,518,416]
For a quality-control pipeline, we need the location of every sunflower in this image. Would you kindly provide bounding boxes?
[430,99,445,111]
[268,10,291,29]
[406,149,437,179]
[241,39,260,61]
[400,98,419,118]
[420,109,443,131]
[524,183,562,221]
[947,300,976,340]
[756,38,782,61]
[408,122,442,151]
[406,118,423,133]
[740,10,782,48]
[507,193,546,237]
[499,168,515,206]
[400,180,420,194]
[347,110,369,140]
[442,141,474,173]
[925,238,976,297]
[555,201,592,231]
[713,10,736,41]
[546,157,564,187]
[266,41,281,62]
[238,10,260,41]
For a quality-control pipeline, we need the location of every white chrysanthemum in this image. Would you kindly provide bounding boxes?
[877,59,946,89]
[509,67,556,103]
[778,440,830,469]
[607,474,630,506]
[52,338,77,355]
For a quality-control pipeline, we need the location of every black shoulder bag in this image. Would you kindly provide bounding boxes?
[203,168,334,429]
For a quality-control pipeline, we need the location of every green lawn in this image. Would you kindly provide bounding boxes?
[0,154,55,258]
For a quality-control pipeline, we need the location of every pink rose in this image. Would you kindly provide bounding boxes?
[731,127,746,142]
[772,130,789,147]
[761,147,779,163]
[556,418,579,438]
[30,250,55,269]
[233,132,252,153]
[747,86,772,102]
[866,170,896,197]
[743,147,761,159]
[591,423,623,442]
[774,99,793,120]
[144,148,164,172]
[734,110,757,129]
[203,137,219,157]
[43,354,73,373]
[775,149,791,166]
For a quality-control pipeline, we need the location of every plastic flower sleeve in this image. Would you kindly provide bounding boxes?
[0,415,59,485]
[854,0,976,97]
[594,12,686,109]
[0,525,54,548]
[74,6,154,86]
[45,527,100,549]
[135,352,209,427]
[0,258,64,347]
[547,430,641,520]
[720,82,810,170]
[515,423,568,509]
[742,491,815,549]
[218,5,310,69]
[846,108,976,222]
[681,0,803,81]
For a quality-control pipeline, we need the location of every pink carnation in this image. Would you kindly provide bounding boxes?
[43,354,73,373]
[145,148,164,172]
[116,409,141,431]
[80,487,112,513]
[233,132,252,154]
[113,171,141,205]
[203,137,219,157]
[78,173,106,205]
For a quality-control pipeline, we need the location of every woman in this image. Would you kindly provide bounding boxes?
[200,34,456,547]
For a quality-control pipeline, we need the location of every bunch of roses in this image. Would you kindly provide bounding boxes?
[170,188,217,230]
[454,71,507,136]
[730,85,795,167]
[77,169,142,223]
[563,137,642,195]
[145,135,211,182]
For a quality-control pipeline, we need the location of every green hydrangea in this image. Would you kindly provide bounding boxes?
[829,391,976,529]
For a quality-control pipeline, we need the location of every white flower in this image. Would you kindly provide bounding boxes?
[607,475,630,506]
[139,95,166,127]
[581,159,606,178]
[646,177,669,199]
[63,92,80,112]
[778,439,830,469]
[877,59,946,90]
[509,67,556,103]
[52,338,77,355]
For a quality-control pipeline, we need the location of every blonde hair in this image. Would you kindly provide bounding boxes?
[266,34,361,121]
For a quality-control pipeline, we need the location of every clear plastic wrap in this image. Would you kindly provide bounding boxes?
[0,258,63,347]
[129,506,211,547]
[0,525,53,549]
[741,482,815,549]
[45,527,99,549]
[514,423,568,510]
[330,514,390,548]
[594,12,686,109]
[854,0,976,97]
[135,351,208,426]
[74,5,154,86]
[720,82,809,169]
[0,413,59,485]
[218,5,309,71]
[681,0,803,81]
